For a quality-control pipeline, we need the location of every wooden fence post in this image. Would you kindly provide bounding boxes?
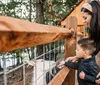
[64,16,77,85]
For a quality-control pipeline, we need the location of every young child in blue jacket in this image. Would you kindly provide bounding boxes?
[59,38,100,85]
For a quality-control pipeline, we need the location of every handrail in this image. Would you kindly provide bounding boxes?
[0,16,72,52]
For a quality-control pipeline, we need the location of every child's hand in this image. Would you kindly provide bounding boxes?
[96,79,100,84]
[79,71,85,79]
[96,72,100,78]
[96,72,100,84]
[57,60,65,68]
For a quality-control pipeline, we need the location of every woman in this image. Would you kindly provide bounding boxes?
[66,1,100,84]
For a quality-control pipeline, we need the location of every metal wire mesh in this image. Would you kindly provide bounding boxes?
[0,40,65,85]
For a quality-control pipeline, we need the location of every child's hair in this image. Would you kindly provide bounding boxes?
[78,38,96,55]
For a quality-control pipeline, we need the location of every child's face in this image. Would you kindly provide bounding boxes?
[76,44,85,58]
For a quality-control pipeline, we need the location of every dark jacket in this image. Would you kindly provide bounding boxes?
[64,56,100,85]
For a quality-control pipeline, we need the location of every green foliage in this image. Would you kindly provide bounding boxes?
[44,0,80,25]
[0,0,81,25]
[0,0,35,21]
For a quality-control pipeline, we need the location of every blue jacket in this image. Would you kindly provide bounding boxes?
[65,56,100,85]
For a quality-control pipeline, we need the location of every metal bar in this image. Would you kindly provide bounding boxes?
[3,54,7,85]
[22,50,26,85]
[58,40,60,54]
[43,44,45,85]
[23,63,25,85]
[54,42,56,62]
[34,46,37,85]
[49,43,51,82]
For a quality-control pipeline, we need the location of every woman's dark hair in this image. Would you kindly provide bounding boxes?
[81,1,100,55]
[81,7,92,15]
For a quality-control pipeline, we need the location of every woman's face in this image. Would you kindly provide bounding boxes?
[81,11,92,27]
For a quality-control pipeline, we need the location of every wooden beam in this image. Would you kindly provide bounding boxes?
[48,66,70,85]
[0,16,71,52]
[64,16,77,85]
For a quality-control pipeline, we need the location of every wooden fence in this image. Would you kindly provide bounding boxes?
[0,16,77,85]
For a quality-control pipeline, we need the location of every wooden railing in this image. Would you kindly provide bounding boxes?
[0,16,77,85]
[48,66,70,85]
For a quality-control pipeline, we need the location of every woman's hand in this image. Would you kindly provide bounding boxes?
[65,56,78,62]
[96,72,100,84]
[79,71,85,79]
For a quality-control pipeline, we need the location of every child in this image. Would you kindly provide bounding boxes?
[58,38,100,85]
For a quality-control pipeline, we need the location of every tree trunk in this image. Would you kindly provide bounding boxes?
[36,0,44,24]
[36,0,44,56]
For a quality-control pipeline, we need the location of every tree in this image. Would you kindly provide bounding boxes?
[35,0,46,56]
